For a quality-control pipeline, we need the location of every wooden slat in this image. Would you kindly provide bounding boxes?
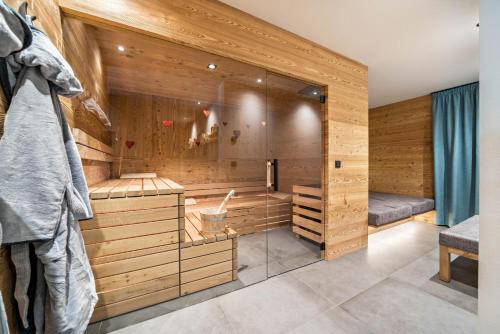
[126,178,143,197]
[183,181,266,191]
[292,195,322,210]
[448,247,479,260]
[187,213,216,243]
[180,271,232,296]
[292,226,321,243]
[73,128,113,154]
[185,185,266,198]
[182,231,193,248]
[152,178,172,194]
[143,178,158,196]
[293,206,322,220]
[96,274,179,307]
[184,218,205,246]
[91,287,179,323]
[181,260,232,284]
[109,179,130,198]
[90,179,122,199]
[86,232,178,258]
[293,215,323,234]
[92,249,179,279]
[292,185,322,197]
[90,243,178,266]
[81,207,179,230]
[91,194,179,214]
[77,143,112,162]
[225,227,237,239]
[82,219,179,244]
[95,261,179,292]
[181,239,232,260]
[181,249,233,272]
[160,177,184,193]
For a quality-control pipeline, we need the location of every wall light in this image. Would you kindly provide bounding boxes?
[207,63,217,70]
[313,91,318,95]
[197,101,201,105]
[257,78,262,83]
[117,45,125,52]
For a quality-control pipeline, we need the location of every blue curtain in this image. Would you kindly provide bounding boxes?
[432,82,479,227]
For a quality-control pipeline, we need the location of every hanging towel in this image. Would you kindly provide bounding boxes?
[0,11,97,334]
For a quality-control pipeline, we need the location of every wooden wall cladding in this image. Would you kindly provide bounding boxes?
[109,91,267,183]
[61,18,112,185]
[59,0,369,260]
[369,95,434,198]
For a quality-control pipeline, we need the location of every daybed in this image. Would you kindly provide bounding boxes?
[368,192,435,226]
[439,215,479,282]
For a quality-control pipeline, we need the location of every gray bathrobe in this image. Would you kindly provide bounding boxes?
[0,11,97,334]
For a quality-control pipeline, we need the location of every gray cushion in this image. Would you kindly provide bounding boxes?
[368,198,413,226]
[370,192,434,215]
[439,215,479,254]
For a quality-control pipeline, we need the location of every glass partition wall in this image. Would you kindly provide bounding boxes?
[91,23,323,324]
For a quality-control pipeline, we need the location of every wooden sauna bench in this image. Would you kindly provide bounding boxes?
[183,180,292,235]
[82,177,184,322]
[181,212,238,295]
[82,177,240,321]
[292,184,324,244]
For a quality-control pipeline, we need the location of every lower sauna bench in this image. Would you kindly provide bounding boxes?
[292,184,323,244]
[184,180,292,235]
[82,177,185,322]
[181,212,238,295]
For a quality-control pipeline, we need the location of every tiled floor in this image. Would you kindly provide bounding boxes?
[91,221,478,334]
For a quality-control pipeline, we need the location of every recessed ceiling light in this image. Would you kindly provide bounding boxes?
[257,78,262,83]
[207,63,217,70]
[117,45,125,52]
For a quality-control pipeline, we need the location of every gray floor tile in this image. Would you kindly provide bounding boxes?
[420,280,478,314]
[341,278,477,334]
[390,248,441,287]
[290,256,386,306]
[287,306,373,334]
[110,298,235,334]
[84,322,101,334]
[218,274,332,334]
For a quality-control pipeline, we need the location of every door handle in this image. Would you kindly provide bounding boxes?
[266,160,272,189]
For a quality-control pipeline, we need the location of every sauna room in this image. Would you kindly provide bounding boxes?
[45,18,326,322]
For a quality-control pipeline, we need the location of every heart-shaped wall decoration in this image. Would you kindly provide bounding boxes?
[163,120,173,127]
[203,109,209,118]
[222,121,228,126]
[125,140,135,149]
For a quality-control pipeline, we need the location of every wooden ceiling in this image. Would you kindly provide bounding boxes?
[91,25,266,103]
[90,24,319,104]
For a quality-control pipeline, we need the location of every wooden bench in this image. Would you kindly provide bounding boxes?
[181,213,238,295]
[292,184,324,244]
[83,178,184,322]
[184,181,292,235]
[439,215,479,282]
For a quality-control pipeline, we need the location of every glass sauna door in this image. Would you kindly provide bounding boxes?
[266,73,324,277]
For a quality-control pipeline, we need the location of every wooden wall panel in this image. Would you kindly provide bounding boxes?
[62,18,111,185]
[58,0,369,260]
[109,92,266,183]
[369,95,434,198]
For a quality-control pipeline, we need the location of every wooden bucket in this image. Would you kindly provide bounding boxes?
[199,207,227,233]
